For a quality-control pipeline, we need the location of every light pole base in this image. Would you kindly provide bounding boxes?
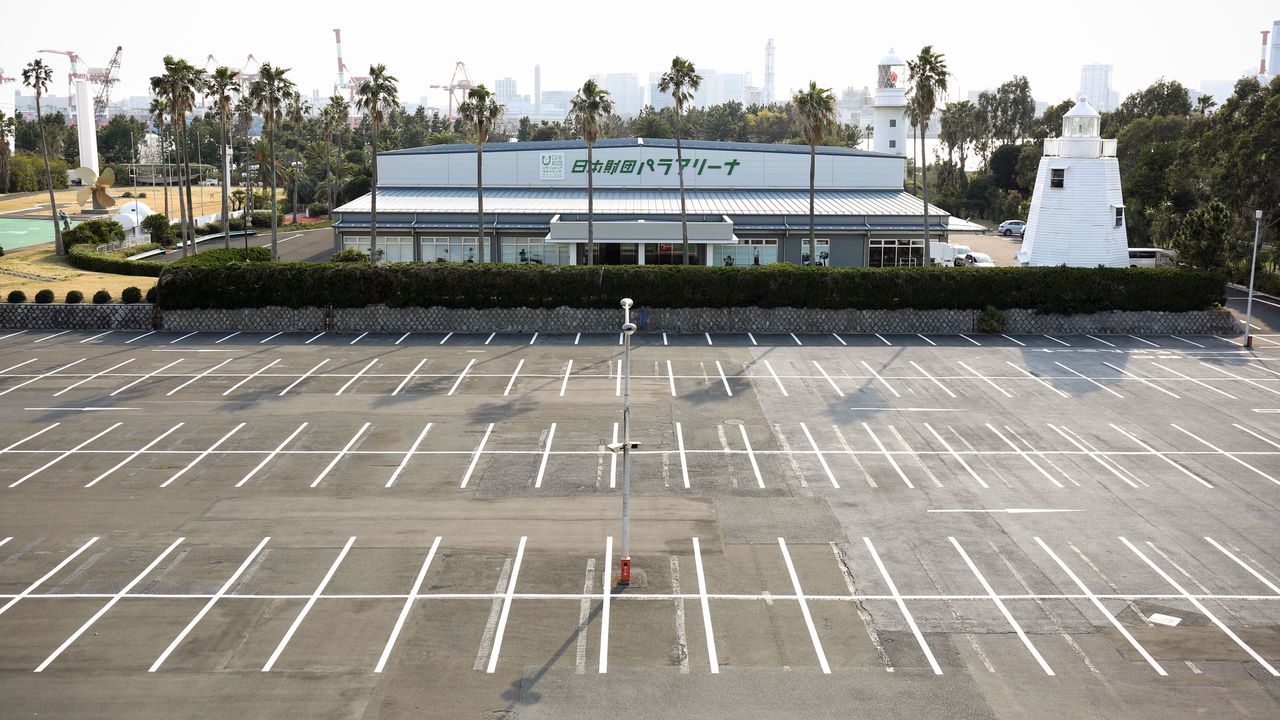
[1246,335,1254,349]
[618,557,631,586]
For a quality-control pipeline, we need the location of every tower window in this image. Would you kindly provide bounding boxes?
[889,119,897,127]
[1050,168,1065,188]
[889,140,896,148]
[1114,206,1125,227]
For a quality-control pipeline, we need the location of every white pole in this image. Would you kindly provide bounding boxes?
[1245,209,1263,348]
[619,298,636,585]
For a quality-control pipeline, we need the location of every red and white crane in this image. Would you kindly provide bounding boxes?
[431,62,473,119]
[332,28,370,107]
[37,49,86,110]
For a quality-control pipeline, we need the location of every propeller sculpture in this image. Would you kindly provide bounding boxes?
[74,166,116,210]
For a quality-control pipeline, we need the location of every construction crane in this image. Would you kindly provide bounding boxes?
[89,46,122,123]
[331,29,370,107]
[431,62,473,119]
[37,49,86,110]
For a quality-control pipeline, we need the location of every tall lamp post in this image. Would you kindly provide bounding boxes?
[1245,209,1264,349]
[609,298,639,585]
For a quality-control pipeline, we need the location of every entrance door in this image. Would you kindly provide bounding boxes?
[644,243,704,265]
[578,243,639,265]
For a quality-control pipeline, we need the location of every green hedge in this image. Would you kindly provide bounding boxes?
[155,264,1227,313]
[67,245,163,277]
[171,246,272,267]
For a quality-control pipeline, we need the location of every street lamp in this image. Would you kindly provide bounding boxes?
[608,298,639,586]
[1245,209,1264,349]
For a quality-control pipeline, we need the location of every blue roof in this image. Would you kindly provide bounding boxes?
[381,137,897,159]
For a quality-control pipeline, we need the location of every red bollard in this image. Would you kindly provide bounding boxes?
[619,557,631,586]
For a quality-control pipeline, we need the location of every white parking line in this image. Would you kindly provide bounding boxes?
[260,332,283,344]
[906,361,954,398]
[88,422,185,488]
[262,537,356,672]
[485,536,527,673]
[384,423,434,488]
[798,422,839,488]
[778,538,831,673]
[959,334,981,346]
[459,423,496,488]
[666,360,677,397]
[811,361,845,397]
[34,330,71,343]
[161,423,246,487]
[1108,423,1212,488]
[738,424,764,488]
[663,332,669,346]
[874,333,891,346]
[223,359,280,396]
[923,423,987,488]
[56,359,135,396]
[1048,424,1137,488]
[36,537,186,673]
[609,423,619,489]
[861,360,900,398]
[0,537,99,616]
[395,332,411,345]
[950,537,1053,675]
[1044,335,1070,347]
[0,422,59,454]
[790,332,803,346]
[213,332,240,344]
[238,423,308,488]
[863,537,941,674]
[832,333,848,346]
[1234,423,1280,449]
[1034,537,1166,675]
[1171,424,1278,485]
[1122,537,1277,676]
[1170,335,1206,348]
[375,537,441,673]
[485,332,496,345]
[1129,335,1161,347]
[1204,537,1280,595]
[335,359,378,396]
[534,423,557,488]
[1086,334,1116,348]
[529,332,538,345]
[124,331,155,344]
[170,331,199,345]
[439,332,453,345]
[1000,334,1027,347]
[1055,361,1124,398]
[279,358,329,396]
[11,423,122,488]
[311,423,370,488]
[559,359,574,397]
[1101,362,1180,399]
[0,358,86,396]
[714,360,733,396]
[1201,362,1280,396]
[392,359,428,396]
[0,330,28,341]
[504,359,525,396]
[675,421,691,489]
[151,537,271,672]
[349,332,368,345]
[705,332,713,346]
[863,423,910,488]
[691,537,719,674]
[762,359,789,396]
[957,361,1012,398]
[303,332,325,344]
[917,334,938,346]
[747,332,758,346]
[0,358,38,375]
[447,358,477,396]
[599,536,612,674]
[165,357,232,396]
[1005,362,1069,398]
[987,423,1062,488]
[574,332,581,345]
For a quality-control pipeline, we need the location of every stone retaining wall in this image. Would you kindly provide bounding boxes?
[0,303,1241,336]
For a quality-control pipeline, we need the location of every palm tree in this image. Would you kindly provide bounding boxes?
[321,96,349,215]
[658,57,702,264]
[149,98,170,223]
[248,63,296,261]
[569,79,614,266]
[459,84,503,263]
[22,59,63,255]
[151,57,205,256]
[285,93,311,224]
[791,81,837,266]
[206,66,240,249]
[234,95,255,251]
[354,65,398,264]
[0,110,14,194]
[907,46,948,259]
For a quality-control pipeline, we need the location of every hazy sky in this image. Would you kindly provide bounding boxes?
[4,1,1276,109]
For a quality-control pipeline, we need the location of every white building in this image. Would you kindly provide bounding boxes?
[1079,64,1120,112]
[696,70,751,108]
[1016,99,1128,267]
[872,50,907,156]
[1272,21,1280,80]
[593,73,644,117]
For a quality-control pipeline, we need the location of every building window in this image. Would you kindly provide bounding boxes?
[500,236,571,265]
[419,236,482,263]
[868,238,925,268]
[889,140,896,148]
[800,238,830,266]
[713,238,779,267]
[341,235,412,262]
[1051,168,1065,188]
[1114,206,1125,228]
[889,118,897,128]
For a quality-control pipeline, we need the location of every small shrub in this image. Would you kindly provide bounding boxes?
[62,218,126,250]
[141,213,173,244]
[137,192,147,198]
[7,290,26,303]
[145,286,157,303]
[978,305,1008,332]
[64,290,84,304]
[92,289,112,305]
[227,217,246,232]
[330,248,369,263]
[121,286,143,304]
[308,202,329,217]
[122,190,134,198]
[250,211,272,228]
[34,289,54,304]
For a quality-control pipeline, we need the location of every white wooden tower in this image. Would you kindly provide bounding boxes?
[1016,98,1129,267]
[872,49,908,156]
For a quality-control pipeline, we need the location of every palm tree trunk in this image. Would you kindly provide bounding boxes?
[175,119,190,257]
[369,117,378,264]
[675,110,689,265]
[244,125,252,253]
[183,119,197,254]
[221,108,230,250]
[160,120,169,221]
[921,121,930,263]
[808,147,816,265]
[35,94,64,255]
[586,142,594,266]
[269,116,279,261]
[476,144,485,263]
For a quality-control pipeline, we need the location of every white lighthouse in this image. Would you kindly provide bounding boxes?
[872,49,907,156]
[1016,98,1128,267]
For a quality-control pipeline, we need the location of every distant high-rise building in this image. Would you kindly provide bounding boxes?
[495,77,519,105]
[534,65,542,119]
[696,69,750,108]
[648,72,674,110]
[593,73,644,117]
[1079,63,1120,112]
[764,39,776,104]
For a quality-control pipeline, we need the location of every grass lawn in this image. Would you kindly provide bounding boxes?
[0,246,156,300]
[0,185,283,217]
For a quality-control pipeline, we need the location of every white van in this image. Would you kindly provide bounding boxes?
[930,242,972,266]
[1128,248,1178,268]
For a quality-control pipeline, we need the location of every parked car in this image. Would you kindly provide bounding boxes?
[1128,247,1178,268]
[998,220,1026,236]
[200,178,219,186]
[962,252,996,267]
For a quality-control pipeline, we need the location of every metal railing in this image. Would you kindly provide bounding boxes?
[1043,138,1117,158]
